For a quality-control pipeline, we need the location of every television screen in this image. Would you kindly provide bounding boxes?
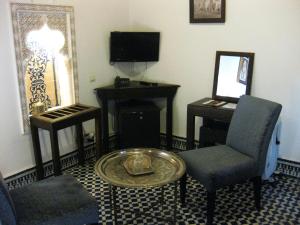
[110,32,160,62]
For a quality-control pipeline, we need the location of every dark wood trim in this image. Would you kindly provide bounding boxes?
[180,172,187,207]
[76,124,84,165]
[207,191,216,225]
[30,125,44,180]
[49,129,62,176]
[95,114,102,159]
[253,176,262,210]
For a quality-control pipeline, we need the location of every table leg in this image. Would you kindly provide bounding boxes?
[112,185,118,225]
[160,186,165,205]
[166,96,174,150]
[95,112,102,159]
[76,123,84,166]
[49,129,62,176]
[173,181,178,224]
[30,125,44,180]
[109,185,113,222]
[160,186,165,216]
[101,99,109,153]
[186,108,195,150]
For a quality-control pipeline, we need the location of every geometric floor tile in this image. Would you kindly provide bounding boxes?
[66,159,300,225]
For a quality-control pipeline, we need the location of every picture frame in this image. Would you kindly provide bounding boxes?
[190,0,226,23]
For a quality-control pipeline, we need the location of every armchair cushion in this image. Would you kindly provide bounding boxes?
[226,95,282,175]
[0,171,17,225]
[179,145,256,192]
[9,175,98,225]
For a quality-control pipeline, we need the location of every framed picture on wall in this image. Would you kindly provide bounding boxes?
[190,0,226,23]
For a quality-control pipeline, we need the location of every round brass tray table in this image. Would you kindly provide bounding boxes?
[95,148,186,224]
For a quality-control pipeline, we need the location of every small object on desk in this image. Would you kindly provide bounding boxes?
[32,101,46,115]
[222,103,237,109]
[139,81,151,86]
[123,153,153,175]
[202,99,226,107]
[114,76,130,88]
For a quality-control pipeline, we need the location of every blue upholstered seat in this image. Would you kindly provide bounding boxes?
[1,174,98,225]
[0,171,17,225]
[180,145,256,191]
[179,95,282,225]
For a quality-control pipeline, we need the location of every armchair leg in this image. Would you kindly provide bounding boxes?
[207,191,216,225]
[253,176,262,211]
[180,173,187,207]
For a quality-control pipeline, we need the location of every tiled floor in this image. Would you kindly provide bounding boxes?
[67,159,300,225]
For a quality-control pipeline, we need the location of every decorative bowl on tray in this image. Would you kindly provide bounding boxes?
[123,153,154,176]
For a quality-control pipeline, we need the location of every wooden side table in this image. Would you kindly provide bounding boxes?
[94,81,180,152]
[186,98,234,150]
[30,104,102,180]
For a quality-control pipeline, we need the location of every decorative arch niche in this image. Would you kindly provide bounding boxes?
[11,3,79,133]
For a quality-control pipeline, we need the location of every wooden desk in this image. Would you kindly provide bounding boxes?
[30,104,102,180]
[186,98,234,150]
[94,81,180,152]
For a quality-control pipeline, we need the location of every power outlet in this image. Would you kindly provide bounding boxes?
[89,75,96,83]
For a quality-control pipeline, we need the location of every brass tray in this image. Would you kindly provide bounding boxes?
[95,148,186,188]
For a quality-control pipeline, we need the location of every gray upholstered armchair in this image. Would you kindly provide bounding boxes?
[179,95,282,225]
[0,173,99,225]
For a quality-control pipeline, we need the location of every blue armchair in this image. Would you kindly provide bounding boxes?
[179,95,282,224]
[0,173,99,225]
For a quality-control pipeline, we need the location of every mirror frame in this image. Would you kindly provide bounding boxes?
[212,51,255,103]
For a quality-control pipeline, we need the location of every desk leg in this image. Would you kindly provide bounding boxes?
[31,125,44,180]
[76,123,84,166]
[111,185,118,225]
[49,129,62,176]
[173,181,178,225]
[95,113,102,159]
[166,96,174,150]
[186,108,195,150]
[101,99,109,153]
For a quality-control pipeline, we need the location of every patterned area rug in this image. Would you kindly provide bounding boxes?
[67,159,300,225]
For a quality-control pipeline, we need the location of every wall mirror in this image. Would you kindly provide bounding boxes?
[212,51,255,103]
[11,3,79,133]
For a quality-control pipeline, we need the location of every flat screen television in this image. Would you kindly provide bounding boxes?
[110,32,160,62]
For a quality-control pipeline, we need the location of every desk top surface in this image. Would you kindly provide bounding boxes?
[95,81,180,91]
[188,97,235,122]
[189,97,235,110]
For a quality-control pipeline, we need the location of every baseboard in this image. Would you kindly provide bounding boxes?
[5,143,96,190]
[5,134,299,189]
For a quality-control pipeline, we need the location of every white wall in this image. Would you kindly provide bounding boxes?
[129,0,300,162]
[0,0,130,177]
[1,0,299,177]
